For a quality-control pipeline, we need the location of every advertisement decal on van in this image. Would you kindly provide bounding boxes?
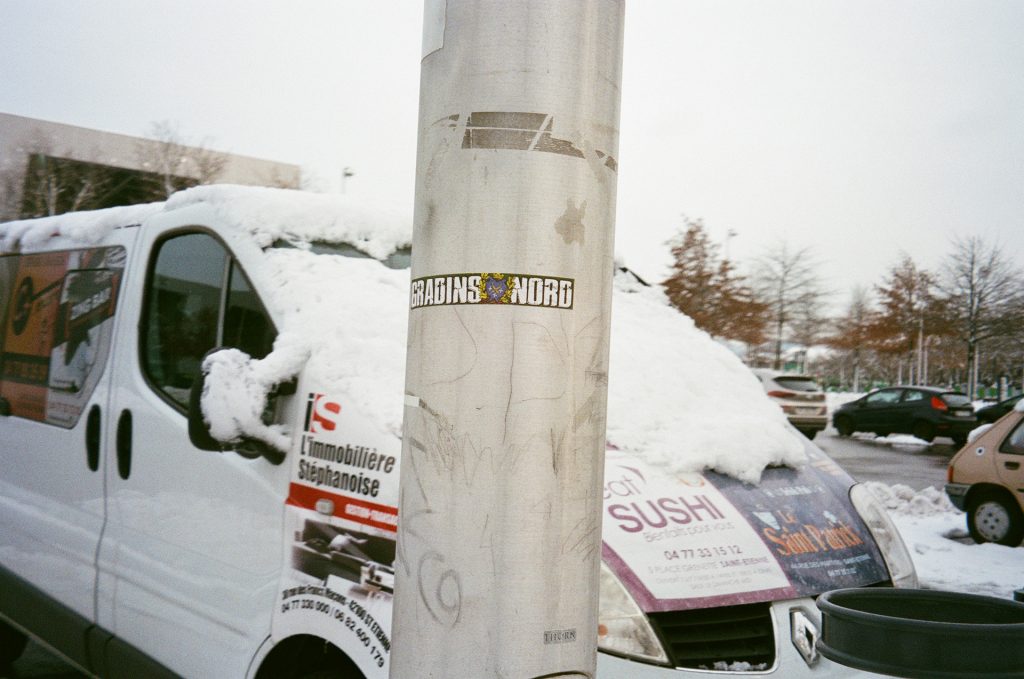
[0,246,124,427]
[274,391,399,674]
[602,450,889,612]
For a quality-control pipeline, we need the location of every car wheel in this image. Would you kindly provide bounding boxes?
[0,619,28,669]
[951,433,967,447]
[967,491,1024,546]
[798,428,818,440]
[834,416,853,437]
[911,420,935,443]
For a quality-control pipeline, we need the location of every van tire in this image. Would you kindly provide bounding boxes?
[967,490,1024,547]
[0,620,28,669]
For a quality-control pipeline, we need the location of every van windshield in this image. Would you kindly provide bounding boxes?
[271,239,411,270]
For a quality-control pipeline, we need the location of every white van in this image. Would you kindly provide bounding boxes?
[0,186,914,678]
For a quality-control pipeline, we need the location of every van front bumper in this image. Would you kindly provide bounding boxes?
[597,598,890,678]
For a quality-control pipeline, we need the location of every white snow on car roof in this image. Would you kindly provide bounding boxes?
[165,184,412,257]
[0,184,412,258]
[2,185,804,483]
[0,201,164,252]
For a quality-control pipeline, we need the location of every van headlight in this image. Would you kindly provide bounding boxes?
[598,561,670,665]
[849,484,918,588]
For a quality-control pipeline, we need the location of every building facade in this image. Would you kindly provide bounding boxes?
[1,112,302,220]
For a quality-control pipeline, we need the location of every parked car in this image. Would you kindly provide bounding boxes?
[976,393,1024,424]
[832,386,976,446]
[753,369,828,439]
[945,400,1024,546]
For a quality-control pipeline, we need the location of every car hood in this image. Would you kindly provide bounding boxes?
[601,440,889,612]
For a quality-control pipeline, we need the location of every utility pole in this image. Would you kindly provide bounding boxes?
[391,1,624,678]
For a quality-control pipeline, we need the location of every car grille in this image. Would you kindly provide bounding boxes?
[647,602,775,670]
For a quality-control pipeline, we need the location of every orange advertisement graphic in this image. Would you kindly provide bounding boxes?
[1,253,69,419]
[1,247,125,427]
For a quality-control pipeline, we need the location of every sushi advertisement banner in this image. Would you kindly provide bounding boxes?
[602,449,889,612]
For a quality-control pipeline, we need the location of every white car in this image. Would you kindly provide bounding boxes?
[754,370,829,439]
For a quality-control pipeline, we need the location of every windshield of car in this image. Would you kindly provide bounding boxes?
[271,239,412,270]
[941,393,972,407]
[775,376,820,392]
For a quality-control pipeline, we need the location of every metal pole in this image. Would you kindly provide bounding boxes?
[392,2,624,678]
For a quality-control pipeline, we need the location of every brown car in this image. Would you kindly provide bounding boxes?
[945,402,1024,546]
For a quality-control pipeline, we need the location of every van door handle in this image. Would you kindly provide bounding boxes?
[1005,461,1020,471]
[116,410,133,480]
[86,405,101,472]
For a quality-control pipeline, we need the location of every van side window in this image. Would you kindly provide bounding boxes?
[142,232,275,411]
[0,247,125,427]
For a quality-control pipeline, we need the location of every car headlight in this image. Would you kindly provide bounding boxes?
[849,484,918,588]
[598,561,670,665]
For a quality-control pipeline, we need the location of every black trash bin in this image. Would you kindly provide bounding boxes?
[817,588,1024,679]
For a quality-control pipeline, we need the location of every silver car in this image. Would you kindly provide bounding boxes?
[754,369,829,439]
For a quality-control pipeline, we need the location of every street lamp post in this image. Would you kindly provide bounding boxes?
[391,2,625,677]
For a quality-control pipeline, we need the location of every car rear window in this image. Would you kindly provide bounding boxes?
[775,377,820,392]
[941,393,972,407]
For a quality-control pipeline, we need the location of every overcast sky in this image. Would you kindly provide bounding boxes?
[1,0,1021,307]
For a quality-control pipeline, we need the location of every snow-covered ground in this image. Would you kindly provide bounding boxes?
[867,483,1023,601]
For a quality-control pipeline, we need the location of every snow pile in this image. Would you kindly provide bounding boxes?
[3,185,806,484]
[178,187,803,482]
[869,483,1024,600]
[864,482,956,515]
[607,276,805,484]
[0,202,163,252]
[185,187,413,444]
[853,432,932,447]
[166,184,411,257]
[255,247,411,440]
[200,334,310,449]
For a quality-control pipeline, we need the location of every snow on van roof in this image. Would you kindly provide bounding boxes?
[165,185,412,257]
[0,202,164,252]
[606,276,805,483]
[1,184,412,258]
[2,185,803,483]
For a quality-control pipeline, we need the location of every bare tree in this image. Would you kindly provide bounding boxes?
[752,240,827,370]
[871,254,950,385]
[939,235,1024,397]
[136,121,227,199]
[825,286,875,391]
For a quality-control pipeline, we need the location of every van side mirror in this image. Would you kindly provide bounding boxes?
[187,368,286,465]
[187,375,224,452]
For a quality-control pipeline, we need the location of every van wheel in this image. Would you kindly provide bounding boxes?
[911,420,935,443]
[834,416,853,437]
[0,620,28,669]
[968,491,1024,546]
[951,433,967,447]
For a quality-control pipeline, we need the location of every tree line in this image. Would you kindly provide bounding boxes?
[663,217,1024,398]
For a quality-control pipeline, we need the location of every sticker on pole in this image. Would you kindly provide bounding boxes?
[410,272,574,310]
